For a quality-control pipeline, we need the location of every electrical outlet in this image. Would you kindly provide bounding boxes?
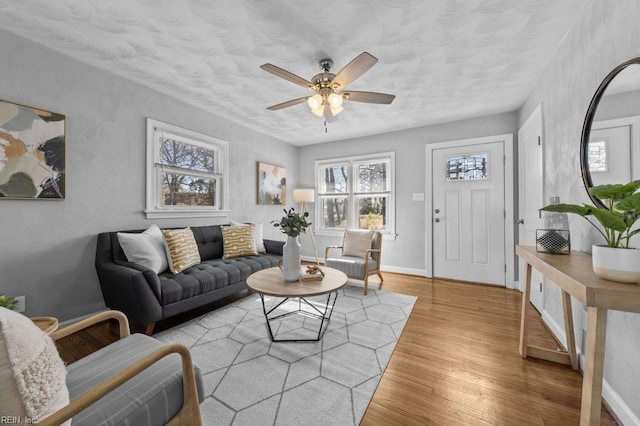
[15,296,26,313]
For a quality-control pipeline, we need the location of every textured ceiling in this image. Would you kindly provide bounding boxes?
[0,0,586,145]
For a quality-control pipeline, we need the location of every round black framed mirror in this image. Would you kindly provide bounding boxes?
[580,57,640,208]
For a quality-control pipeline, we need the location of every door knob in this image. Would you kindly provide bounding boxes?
[434,218,440,223]
[517,219,524,224]
[434,209,440,213]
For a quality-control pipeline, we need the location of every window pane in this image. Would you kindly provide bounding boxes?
[320,164,348,193]
[161,172,216,206]
[160,135,217,173]
[359,197,387,231]
[446,154,487,181]
[321,198,347,228]
[588,140,607,172]
[357,161,388,192]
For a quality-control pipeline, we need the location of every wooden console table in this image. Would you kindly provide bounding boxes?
[516,245,640,426]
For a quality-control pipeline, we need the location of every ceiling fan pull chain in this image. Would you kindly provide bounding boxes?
[324,119,328,133]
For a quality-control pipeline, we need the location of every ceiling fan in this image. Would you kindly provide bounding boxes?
[260,52,395,122]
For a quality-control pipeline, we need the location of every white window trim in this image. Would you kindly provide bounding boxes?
[315,151,396,240]
[145,118,229,219]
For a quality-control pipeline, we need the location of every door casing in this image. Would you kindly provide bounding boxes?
[425,133,515,288]
[518,104,544,309]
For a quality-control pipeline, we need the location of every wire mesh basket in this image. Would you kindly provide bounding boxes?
[536,229,570,254]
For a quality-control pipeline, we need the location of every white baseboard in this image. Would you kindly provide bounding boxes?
[380,265,427,276]
[514,280,521,291]
[302,255,426,277]
[601,378,640,425]
[541,310,638,425]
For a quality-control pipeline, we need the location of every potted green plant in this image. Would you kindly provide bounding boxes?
[0,294,18,311]
[272,208,311,282]
[541,180,640,282]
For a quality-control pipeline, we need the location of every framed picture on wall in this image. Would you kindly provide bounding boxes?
[0,99,66,199]
[257,161,286,205]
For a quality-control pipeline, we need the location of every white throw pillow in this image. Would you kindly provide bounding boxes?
[230,221,266,253]
[342,229,375,259]
[117,224,168,274]
[0,307,71,425]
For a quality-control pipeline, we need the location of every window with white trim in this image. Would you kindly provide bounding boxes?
[315,152,395,236]
[145,119,228,219]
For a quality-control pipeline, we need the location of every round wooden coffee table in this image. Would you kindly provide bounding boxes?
[247,266,348,342]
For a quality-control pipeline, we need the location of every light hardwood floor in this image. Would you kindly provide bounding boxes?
[360,273,616,425]
[56,271,617,425]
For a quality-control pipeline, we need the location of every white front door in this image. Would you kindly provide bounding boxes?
[518,104,544,311]
[432,141,505,285]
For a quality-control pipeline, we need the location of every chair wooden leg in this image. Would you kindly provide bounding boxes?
[143,322,156,336]
[377,272,383,289]
[364,276,368,296]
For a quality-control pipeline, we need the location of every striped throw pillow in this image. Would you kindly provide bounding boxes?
[222,225,258,259]
[162,228,201,274]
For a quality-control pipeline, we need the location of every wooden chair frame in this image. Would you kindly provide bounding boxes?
[325,242,383,296]
[41,311,201,426]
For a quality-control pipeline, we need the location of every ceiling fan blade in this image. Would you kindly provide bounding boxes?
[324,106,338,123]
[260,63,315,89]
[266,97,309,111]
[342,91,395,104]
[331,52,378,89]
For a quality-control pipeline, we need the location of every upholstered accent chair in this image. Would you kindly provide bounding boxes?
[11,310,203,426]
[324,230,383,295]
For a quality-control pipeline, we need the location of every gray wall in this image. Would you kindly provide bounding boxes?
[0,30,298,321]
[519,0,640,420]
[298,112,518,273]
[596,89,640,121]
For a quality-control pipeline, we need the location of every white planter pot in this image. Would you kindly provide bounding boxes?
[592,245,640,283]
[282,236,301,282]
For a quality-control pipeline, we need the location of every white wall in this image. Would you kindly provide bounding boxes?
[298,112,518,274]
[0,30,298,321]
[519,0,640,421]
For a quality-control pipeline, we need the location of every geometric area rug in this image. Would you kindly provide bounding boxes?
[154,284,417,425]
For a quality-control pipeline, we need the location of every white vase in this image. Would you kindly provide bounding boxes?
[282,236,301,282]
[592,245,640,283]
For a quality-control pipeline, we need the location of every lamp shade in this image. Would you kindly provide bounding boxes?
[292,188,315,203]
[307,94,323,110]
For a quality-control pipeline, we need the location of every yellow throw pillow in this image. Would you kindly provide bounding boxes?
[222,225,258,259]
[162,228,201,274]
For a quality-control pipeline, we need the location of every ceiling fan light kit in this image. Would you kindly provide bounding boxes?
[260,52,395,122]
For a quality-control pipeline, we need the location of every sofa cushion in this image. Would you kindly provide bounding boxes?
[117,224,168,274]
[158,255,281,305]
[0,307,70,425]
[162,228,201,274]
[325,255,378,278]
[191,225,224,261]
[222,225,258,259]
[67,333,203,426]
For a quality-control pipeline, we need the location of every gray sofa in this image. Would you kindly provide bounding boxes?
[95,224,283,333]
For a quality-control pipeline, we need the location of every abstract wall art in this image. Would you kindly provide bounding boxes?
[257,161,286,205]
[0,99,65,199]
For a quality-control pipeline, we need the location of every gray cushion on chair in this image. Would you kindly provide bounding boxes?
[325,255,377,278]
[66,334,204,426]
